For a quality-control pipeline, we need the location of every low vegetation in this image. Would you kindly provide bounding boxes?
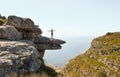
[37,63,58,77]
[63,32,120,77]
[0,14,7,25]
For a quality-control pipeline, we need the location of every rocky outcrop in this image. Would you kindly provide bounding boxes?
[34,36,65,44]
[4,15,65,58]
[34,36,65,58]
[0,40,41,77]
[0,15,65,77]
[0,25,21,40]
[6,16,42,33]
[6,16,42,40]
[64,32,120,77]
[34,36,65,50]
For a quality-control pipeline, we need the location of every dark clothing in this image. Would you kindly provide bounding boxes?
[49,29,55,38]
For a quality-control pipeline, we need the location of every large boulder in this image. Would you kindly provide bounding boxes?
[6,16,42,34]
[0,25,21,40]
[0,40,41,77]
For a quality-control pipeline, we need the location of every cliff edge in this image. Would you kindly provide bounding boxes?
[0,15,65,77]
[64,32,120,77]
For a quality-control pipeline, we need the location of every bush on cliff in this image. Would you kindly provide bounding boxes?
[0,14,7,25]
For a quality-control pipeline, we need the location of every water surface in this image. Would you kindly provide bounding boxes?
[43,36,94,66]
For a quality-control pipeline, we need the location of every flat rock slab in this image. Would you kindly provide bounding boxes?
[34,36,66,44]
[34,36,65,50]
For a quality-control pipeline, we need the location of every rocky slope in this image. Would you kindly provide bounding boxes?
[0,15,65,77]
[64,32,120,77]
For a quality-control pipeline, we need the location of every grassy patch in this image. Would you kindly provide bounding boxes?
[0,18,7,25]
[64,54,111,77]
[64,32,120,77]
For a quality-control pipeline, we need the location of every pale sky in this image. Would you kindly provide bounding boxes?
[0,0,120,37]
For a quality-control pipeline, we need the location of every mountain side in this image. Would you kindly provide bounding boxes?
[64,32,120,77]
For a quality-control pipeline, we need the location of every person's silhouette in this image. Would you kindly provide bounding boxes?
[48,29,55,38]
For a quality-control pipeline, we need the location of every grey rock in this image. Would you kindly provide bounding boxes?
[34,36,66,44]
[0,15,66,77]
[35,43,61,50]
[0,25,21,40]
[6,16,42,34]
[5,15,42,41]
[34,36,65,50]
[0,40,41,76]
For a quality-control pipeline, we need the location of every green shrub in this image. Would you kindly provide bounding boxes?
[0,15,7,25]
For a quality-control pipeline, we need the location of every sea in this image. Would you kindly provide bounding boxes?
[43,36,94,66]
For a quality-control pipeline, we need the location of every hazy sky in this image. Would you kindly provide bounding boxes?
[0,0,120,37]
